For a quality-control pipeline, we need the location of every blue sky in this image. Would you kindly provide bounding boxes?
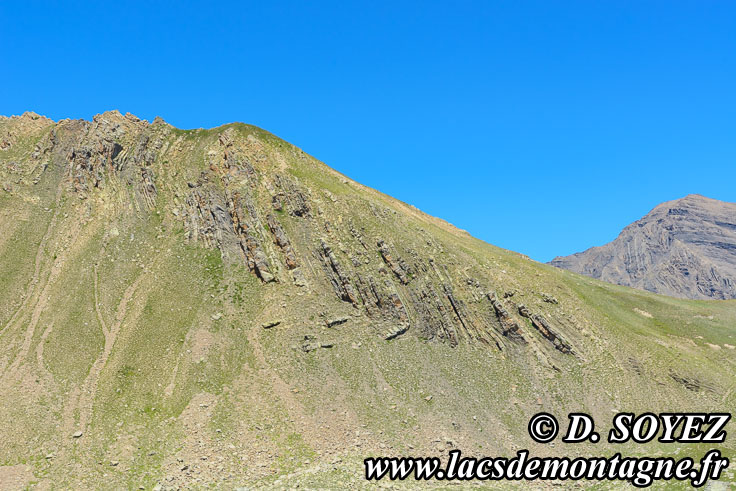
[2,1,734,261]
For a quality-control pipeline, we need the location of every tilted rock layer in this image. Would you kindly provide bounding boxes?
[550,194,736,300]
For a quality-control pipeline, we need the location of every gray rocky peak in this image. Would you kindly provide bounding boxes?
[550,194,736,299]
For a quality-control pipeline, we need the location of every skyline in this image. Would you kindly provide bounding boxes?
[4,108,731,263]
[2,1,735,261]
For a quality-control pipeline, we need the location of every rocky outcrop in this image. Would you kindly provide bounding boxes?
[550,194,736,299]
[378,239,410,284]
[137,166,157,210]
[517,306,574,355]
[325,316,349,328]
[182,165,275,282]
[488,293,525,344]
[409,283,458,345]
[317,240,359,305]
[59,115,163,209]
[442,284,480,341]
[530,315,573,355]
[220,134,257,182]
[354,274,409,325]
[266,213,298,269]
[183,181,236,252]
[669,370,717,393]
[299,335,333,352]
[271,174,311,218]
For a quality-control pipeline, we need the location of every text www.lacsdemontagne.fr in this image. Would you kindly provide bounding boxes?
[364,449,729,487]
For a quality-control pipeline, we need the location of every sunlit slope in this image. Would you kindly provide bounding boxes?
[0,112,733,488]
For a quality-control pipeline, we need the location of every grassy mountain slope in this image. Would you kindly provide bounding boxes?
[0,111,734,488]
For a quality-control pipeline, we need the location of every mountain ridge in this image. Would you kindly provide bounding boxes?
[1,111,735,488]
[550,193,736,300]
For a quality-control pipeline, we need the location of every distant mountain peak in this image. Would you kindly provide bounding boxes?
[550,195,736,299]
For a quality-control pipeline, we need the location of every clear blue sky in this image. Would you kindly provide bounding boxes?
[2,1,734,261]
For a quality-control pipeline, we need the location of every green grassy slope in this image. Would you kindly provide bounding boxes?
[0,112,733,488]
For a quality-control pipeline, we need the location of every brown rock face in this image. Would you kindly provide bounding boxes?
[550,194,736,299]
